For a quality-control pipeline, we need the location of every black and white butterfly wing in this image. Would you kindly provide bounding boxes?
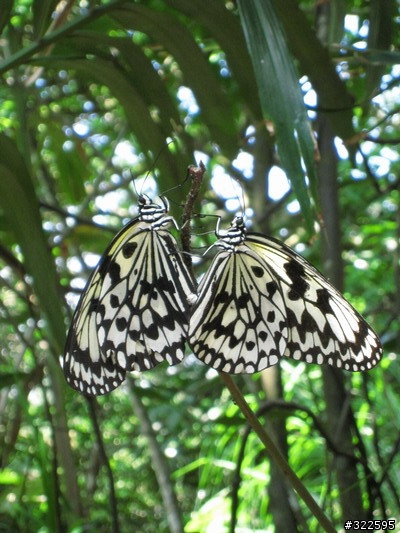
[189,246,289,373]
[188,217,382,373]
[96,220,195,373]
[63,196,196,396]
[64,250,127,395]
[246,234,382,371]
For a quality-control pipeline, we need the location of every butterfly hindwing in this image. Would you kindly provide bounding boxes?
[188,217,382,373]
[63,195,195,396]
[63,248,127,395]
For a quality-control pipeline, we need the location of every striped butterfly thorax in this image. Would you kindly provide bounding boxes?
[188,216,382,373]
[64,194,196,395]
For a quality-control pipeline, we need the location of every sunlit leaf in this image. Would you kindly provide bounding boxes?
[237,0,317,230]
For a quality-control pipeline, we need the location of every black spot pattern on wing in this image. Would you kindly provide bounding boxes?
[96,230,195,375]
[189,249,289,373]
[63,264,126,396]
[63,197,196,396]
[188,217,382,374]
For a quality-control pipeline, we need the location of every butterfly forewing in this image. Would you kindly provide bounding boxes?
[63,195,195,396]
[188,217,382,373]
[97,225,195,372]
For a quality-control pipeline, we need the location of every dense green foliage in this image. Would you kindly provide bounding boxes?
[0,1,398,532]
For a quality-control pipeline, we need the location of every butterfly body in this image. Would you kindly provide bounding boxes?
[64,199,382,395]
[189,216,382,374]
[63,195,195,395]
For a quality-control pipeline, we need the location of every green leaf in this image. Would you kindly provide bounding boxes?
[44,56,188,195]
[0,469,22,485]
[237,0,317,230]
[327,0,347,45]
[42,122,87,204]
[273,0,355,142]
[0,0,14,35]
[0,135,66,353]
[110,4,239,155]
[165,0,262,116]
[32,0,58,39]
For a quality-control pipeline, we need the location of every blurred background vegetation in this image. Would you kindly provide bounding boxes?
[0,1,398,532]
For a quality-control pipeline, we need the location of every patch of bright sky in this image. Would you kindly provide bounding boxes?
[90,139,159,216]
[334,137,349,160]
[368,155,391,178]
[210,152,293,212]
[373,71,400,108]
[66,255,97,306]
[72,120,90,136]
[268,165,291,200]
[210,165,244,212]
[94,190,127,216]
[350,168,367,180]
[83,100,95,112]
[338,15,368,81]
[233,151,253,179]
[351,140,397,181]
[232,149,291,203]
[62,139,74,152]
[68,73,333,221]
[164,446,178,459]
[301,75,317,120]
[112,140,141,167]
[381,146,399,162]
[286,199,300,214]
[178,86,199,115]
[354,258,369,270]
[194,150,209,167]
[344,14,360,36]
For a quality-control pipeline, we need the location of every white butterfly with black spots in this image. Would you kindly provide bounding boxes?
[63,195,196,395]
[188,216,382,373]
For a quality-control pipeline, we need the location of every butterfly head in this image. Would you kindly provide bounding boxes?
[138,194,169,223]
[215,215,247,250]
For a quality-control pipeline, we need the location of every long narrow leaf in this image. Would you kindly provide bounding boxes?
[111,4,238,156]
[0,135,65,353]
[273,0,354,142]
[237,0,317,230]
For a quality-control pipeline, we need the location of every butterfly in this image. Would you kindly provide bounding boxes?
[63,194,196,395]
[188,215,382,373]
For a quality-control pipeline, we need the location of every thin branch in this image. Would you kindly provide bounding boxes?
[0,0,127,76]
[126,377,184,533]
[358,145,382,195]
[180,163,334,530]
[181,162,206,274]
[43,387,64,532]
[86,397,121,533]
[220,374,337,533]
[365,135,400,145]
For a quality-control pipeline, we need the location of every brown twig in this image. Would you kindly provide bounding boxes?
[220,374,336,533]
[180,162,206,273]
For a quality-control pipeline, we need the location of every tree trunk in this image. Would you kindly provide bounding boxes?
[317,112,366,526]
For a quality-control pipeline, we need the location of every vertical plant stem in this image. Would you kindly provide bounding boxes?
[220,373,336,533]
[180,161,206,275]
[126,378,184,533]
[86,397,120,533]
